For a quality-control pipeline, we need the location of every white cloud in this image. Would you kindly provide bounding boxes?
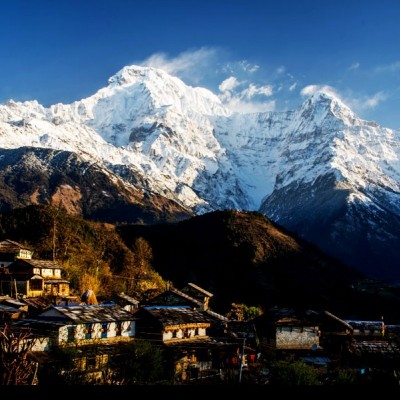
[299,84,385,112]
[300,84,338,98]
[242,83,273,99]
[348,62,360,71]
[139,47,218,83]
[276,65,286,74]
[374,61,400,74]
[238,60,260,73]
[289,82,297,92]
[223,97,276,113]
[219,76,239,92]
[218,76,274,113]
[354,91,387,109]
[222,60,260,75]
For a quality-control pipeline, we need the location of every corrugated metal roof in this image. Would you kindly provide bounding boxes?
[143,306,212,327]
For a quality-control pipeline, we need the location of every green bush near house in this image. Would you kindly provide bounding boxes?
[268,360,321,386]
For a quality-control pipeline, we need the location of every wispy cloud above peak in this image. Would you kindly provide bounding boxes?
[350,91,387,110]
[300,84,339,98]
[138,47,219,84]
[218,76,274,113]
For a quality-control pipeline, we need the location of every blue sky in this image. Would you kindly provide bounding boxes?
[1,0,400,128]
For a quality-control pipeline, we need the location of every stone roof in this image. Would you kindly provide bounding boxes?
[0,239,32,253]
[142,306,212,327]
[185,283,213,298]
[10,259,62,269]
[0,304,23,314]
[116,292,139,305]
[41,303,137,324]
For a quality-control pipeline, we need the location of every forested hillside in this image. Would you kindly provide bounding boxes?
[2,205,400,323]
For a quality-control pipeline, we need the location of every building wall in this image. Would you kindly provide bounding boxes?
[41,268,61,278]
[16,250,32,259]
[276,326,320,349]
[30,336,51,352]
[163,326,207,342]
[58,321,135,345]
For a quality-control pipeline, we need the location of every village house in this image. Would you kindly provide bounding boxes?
[0,295,29,321]
[134,305,244,383]
[6,259,70,298]
[252,307,353,369]
[14,303,136,350]
[180,282,213,311]
[112,292,140,313]
[145,283,231,335]
[0,239,33,267]
[0,239,70,299]
[342,318,400,373]
[12,303,137,383]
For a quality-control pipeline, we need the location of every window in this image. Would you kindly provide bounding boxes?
[115,322,122,336]
[86,356,97,371]
[85,324,93,340]
[67,326,76,343]
[30,279,42,291]
[101,323,108,339]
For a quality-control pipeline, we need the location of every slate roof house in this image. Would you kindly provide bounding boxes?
[0,295,28,321]
[343,319,400,370]
[0,239,33,267]
[113,292,140,313]
[13,303,137,384]
[0,239,70,299]
[253,307,353,368]
[145,283,230,335]
[135,303,244,383]
[6,259,70,298]
[14,303,136,349]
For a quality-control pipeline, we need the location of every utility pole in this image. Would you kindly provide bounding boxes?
[238,337,246,383]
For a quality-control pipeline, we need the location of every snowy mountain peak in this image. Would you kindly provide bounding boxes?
[106,64,228,115]
[299,89,357,125]
[108,65,168,87]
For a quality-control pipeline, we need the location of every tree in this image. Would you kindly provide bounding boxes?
[226,303,262,321]
[268,360,321,385]
[0,324,38,385]
[106,340,169,384]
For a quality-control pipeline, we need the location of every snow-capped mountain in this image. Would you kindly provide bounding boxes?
[0,65,399,282]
